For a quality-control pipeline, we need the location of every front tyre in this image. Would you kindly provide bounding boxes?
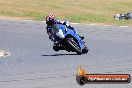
[66,38,82,55]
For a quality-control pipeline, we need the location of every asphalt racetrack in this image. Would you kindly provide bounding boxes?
[0,20,132,88]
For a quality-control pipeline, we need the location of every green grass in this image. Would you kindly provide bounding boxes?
[0,0,132,26]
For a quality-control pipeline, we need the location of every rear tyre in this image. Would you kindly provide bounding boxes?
[66,38,82,55]
[82,47,89,54]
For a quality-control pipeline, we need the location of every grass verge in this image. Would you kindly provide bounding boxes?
[0,0,132,26]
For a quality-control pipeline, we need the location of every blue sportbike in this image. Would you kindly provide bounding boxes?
[51,24,88,55]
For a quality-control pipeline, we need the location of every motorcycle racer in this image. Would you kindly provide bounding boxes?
[45,14,84,51]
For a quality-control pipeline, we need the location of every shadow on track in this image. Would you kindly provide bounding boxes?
[41,53,78,56]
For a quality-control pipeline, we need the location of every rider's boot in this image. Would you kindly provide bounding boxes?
[53,43,60,51]
[53,43,65,51]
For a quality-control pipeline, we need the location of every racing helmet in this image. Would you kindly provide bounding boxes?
[46,14,55,26]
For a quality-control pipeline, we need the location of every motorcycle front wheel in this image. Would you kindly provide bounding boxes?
[66,38,82,55]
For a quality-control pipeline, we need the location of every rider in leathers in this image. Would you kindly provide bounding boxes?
[45,14,84,51]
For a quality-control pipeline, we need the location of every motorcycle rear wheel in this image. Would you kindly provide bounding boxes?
[82,47,89,54]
